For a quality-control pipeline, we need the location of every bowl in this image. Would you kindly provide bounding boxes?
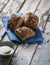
[0,41,17,58]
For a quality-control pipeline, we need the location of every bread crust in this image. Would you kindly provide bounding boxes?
[23,12,39,29]
[15,26,35,40]
[8,13,24,31]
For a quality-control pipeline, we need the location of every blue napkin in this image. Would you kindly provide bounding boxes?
[2,13,43,44]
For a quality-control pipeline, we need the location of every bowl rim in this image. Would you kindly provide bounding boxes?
[0,41,17,57]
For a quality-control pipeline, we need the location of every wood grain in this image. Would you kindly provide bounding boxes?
[12,44,38,65]
[35,0,50,31]
[20,0,41,14]
[30,0,50,65]
[19,0,33,14]
[2,0,25,14]
[0,0,9,12]
[29,0,41,13]
[31,22,50,65]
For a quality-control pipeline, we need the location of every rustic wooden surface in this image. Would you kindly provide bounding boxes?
[31,22,50,65]
[0,0,50,65]
[35,0,50,31]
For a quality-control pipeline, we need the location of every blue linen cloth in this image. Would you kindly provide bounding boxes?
[2,13,43,44]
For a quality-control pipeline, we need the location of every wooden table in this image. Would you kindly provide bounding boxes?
[0,0,50,65]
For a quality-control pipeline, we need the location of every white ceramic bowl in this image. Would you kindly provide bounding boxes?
[0,41,16,57]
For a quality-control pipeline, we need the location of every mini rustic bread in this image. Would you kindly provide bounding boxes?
[8,13,24,31]
[15,26,35,40]
[23,12,39,29]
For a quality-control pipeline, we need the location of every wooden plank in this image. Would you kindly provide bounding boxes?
[31,0,50,65]
[35,0,50,18]
[0,0,9,41]
[0,18,6,41]
[48,13,50,22]
[12,44,38,65]
[28,0,41,13]
[19,0,34,13]
[35,0,50,31]
[20,0,40,14]
[2,34,9,41]
[31,22,50,65]
[0,0,9,12]
[2,0,25,14]
[12,0,41,65]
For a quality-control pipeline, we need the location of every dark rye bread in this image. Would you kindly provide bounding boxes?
[15,26,35,40]
[23,12,39,29]
[8,13,24,31]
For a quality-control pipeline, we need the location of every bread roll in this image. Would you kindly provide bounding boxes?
[23,12,39,29]
[8,13,24,31]
[15,26,35,40]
